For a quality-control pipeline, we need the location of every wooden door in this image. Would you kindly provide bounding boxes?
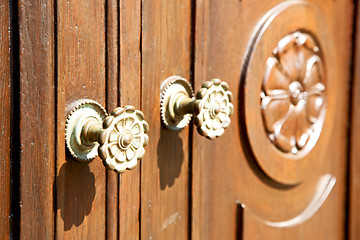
[0,0,358,239]
[192,0,354,239]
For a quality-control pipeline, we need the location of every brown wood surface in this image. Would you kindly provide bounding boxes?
[0,1,11,238]
[141,0,192,239]
[56,0,106,238]
[192,0,353,239]
[18,0,56,238]
[349,1,360,239]
[106,0,142,239]
[106,0,119,239]
[118,0,142,239]
[6,0,357,238]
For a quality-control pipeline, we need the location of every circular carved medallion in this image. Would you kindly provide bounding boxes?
[241,1,335,185]
[261,31,326,155]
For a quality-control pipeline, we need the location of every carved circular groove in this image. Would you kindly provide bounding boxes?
[241,1,333,185]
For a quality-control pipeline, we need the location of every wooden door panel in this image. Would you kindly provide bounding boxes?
[4,0,357,238]
[117,0,142,238]
[141,0,193,239]
[56,0,106,238]
[193,0,353,239]
[0,1,11,238]
[105,0,123,239]
[19,0,56,238]
[105,2,120,239]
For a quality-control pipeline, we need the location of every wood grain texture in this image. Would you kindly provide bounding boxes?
[18,0,55,238]
[56,0,106,238]
[0,1,11,238]
[105,0,142,238]
[141,0,192,239]
[192,0,353,239]
[349,1,360,239]
[106,0,119,239]
[118,0,142,239]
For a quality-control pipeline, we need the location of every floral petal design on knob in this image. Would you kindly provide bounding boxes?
[194,79,234,139]
[98,106,149,173]
[261,31,326,154]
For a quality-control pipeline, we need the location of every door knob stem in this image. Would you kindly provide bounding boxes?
[174,94,195,116]
[81,118,102,146]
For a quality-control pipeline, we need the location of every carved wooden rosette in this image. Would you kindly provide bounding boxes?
[99,106,149,173]
[241,1,334,186]
[261,31,326,154]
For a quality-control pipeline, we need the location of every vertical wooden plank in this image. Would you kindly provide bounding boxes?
[56,0,106,239]
[0,1,11,238]
[106,0,119,239]
[106,0,142,238]
[141,0,192,239]
[349,1,360,239]
[18,0,55,238]
[118,0,141,239]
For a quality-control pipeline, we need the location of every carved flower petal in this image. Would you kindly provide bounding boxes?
[212,118,222,130]
[296,48,308,82]
[220,99,227,109]
[303,55,323,90]
[215,90,224,100]
[217,112,227,124]
[109,132,118,143]
[131,136,141,149]
[306,94,324,123]
[209,91,215,101]
[264,57,291,95]
[294,101,312,149]
[115,150,126,163]
[109,144,119,158]
[126,147,136,161]
[206,118,214,130]
[278,47,300,83]
[203,111,210,122]
[204,100,211,110]
[126,158,138,170]
[273,106,296,153]
[137,147,145,159]
[114,164,126,173]
[125,117,135,128]
[115,119,125,132]
[131,122,141,135]
[262,98,291,133]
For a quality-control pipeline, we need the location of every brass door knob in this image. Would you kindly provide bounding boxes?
[160,76,233,139]
[65,99,149,173]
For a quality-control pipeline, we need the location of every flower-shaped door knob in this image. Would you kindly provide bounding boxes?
[65,99,149,173]
[160,76,233,139]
